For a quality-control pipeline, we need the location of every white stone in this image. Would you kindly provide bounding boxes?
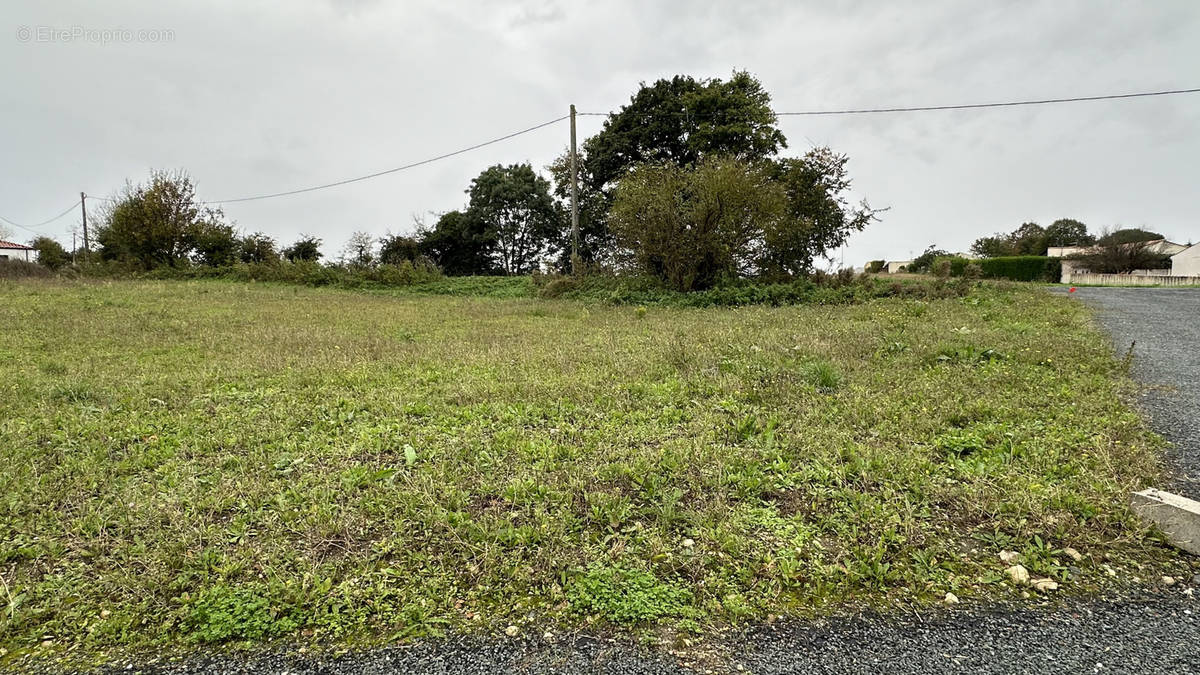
[1005,564,1030,585]
[1130,488,1200,556]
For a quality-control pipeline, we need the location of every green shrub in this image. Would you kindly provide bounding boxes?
[932,256,971,277]
[184,585,299,643]
[568,564,692,624]
[976,256,1060,282]
[864,260,886,273]
[934,256,1059,282]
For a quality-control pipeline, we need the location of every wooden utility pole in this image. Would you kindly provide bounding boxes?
[569,104,580,273]
[80,192,89,253]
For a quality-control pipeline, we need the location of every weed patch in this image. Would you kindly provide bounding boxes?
[568,564,693,624]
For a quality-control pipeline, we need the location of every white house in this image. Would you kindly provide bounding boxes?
[1046,245,1091,258]
[1172,244,1200,277]
[885,260,913,274]
[0,240,35,262]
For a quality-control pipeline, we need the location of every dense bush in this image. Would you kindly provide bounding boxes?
[84,259,442,288]
[0,259,53,279]
[537,271,972,307]
[30,237,69,270]
[977,256,1061,282]
[609,153,878,290]
[933,255,1059,282]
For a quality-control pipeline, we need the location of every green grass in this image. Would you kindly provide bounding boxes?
[0,278,1183,663]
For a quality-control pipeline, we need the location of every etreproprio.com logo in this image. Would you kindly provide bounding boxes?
[16,25,175,44]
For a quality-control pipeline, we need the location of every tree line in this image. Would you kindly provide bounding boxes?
[27,72,882,291]
[891,221,1174,276]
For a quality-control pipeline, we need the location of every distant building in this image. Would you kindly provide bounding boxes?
[1048,239,1187,260]
[1050,238,1198,283]
[0,240,35,262]
[1046,246,1091,258]
[885,260,913,274]
[1172,244,1200,277]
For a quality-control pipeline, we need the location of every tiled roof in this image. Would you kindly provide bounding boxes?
[0,240,35,250]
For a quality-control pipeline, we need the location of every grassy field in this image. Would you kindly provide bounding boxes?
[0,279,1182,661]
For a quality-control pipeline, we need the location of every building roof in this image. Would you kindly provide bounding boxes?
[0,240,35,250]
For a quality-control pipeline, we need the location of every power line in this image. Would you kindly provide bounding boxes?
[0,199,81,236]
[7,86,1197,227]
[578,86,1200,118]
[205,114,570,204]
[772,86,1200,116]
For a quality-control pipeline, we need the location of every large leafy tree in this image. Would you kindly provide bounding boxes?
[761,148,881,277]
[972,218,1095,258]
[1008,222,1047,256]
[466,164,562,275]
[609,157,784,290]
[189,222,240,266]
[283,236,322,262]
[583,72,786,193]
[1043,218,1094,248]
[417,210,495,275]
[969,235,1014,258]
[240,232,279,264]
[378,233,422,265]
[96,169,225,269]
[1097,228,1163,245]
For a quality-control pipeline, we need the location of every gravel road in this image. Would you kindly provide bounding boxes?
[74,593,1200,675]
[1067,286,1200,499]
[39,287,1200,674]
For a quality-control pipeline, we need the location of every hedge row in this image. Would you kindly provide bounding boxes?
[538,273,973,307]
[936,256,1061,282]
[83,260,443,288]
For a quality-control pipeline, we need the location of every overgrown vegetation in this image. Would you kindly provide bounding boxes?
[608,152,876,291]
[0,279,1184,664]
[534,271,973,306]
[0,259,52,279]
[94,258,443,289]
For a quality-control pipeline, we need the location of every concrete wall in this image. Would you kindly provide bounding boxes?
[886,260,913,274]
[1172,245,1200,277]
[1065,272,1200,287]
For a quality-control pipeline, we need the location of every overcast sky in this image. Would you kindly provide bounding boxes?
[3,0,1198,265]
